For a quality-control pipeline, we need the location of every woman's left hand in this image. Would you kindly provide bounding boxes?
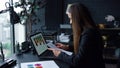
[48,48,61,57]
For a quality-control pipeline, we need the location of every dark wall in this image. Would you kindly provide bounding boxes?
[30,0,120,32]
[26,0,64,37]
[63,0,120,24]
[45,0,63,30]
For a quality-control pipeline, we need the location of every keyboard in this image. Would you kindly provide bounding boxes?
[38,50,56,60]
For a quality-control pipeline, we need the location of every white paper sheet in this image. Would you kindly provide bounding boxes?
[47,43,73,56]
[21,60,59,68]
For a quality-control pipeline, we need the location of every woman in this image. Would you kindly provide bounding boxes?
[48,3,105,68]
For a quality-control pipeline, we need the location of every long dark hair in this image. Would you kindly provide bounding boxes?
[68,3,96,54]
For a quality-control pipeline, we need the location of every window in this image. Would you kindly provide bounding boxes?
[0,0,12,59]
[0,0,25,60]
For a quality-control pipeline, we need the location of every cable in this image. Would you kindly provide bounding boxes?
[0,42,5,62]
[0,2,10,14]
[5,2,10,8]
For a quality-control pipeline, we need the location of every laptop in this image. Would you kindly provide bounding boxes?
[30,33,55,59]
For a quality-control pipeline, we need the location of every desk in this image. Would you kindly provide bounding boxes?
[12,51,70,68]
[101,28,120,30]
[100,28,120,36]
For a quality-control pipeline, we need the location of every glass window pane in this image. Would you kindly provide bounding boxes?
[0,0,12,60]
[0,0,26,61]
[0,12,12,59]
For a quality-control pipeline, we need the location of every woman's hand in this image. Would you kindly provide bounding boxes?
[55,43,69,50]
[48,48,61,57]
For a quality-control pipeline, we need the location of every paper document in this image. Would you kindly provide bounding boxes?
[21,60,59,68]
[47,43,73,56]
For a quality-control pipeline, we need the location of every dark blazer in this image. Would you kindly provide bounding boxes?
[57,28,105,68]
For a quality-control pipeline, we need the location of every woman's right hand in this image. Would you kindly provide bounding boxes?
[55,43,69,50]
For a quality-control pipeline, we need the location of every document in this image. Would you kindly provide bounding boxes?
[47,43,73,56]
[21,60,59,68]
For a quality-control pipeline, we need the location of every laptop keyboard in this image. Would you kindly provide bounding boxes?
[39,50,55,60]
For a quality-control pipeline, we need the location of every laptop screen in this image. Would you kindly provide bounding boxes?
[30,33,48,55]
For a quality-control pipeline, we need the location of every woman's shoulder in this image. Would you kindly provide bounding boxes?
[82,28,99,34]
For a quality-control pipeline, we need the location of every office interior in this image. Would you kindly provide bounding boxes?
[0,0,120,68]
